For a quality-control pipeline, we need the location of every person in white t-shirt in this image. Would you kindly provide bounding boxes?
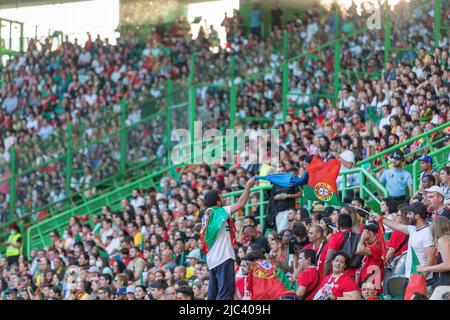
[371,202,435,279]
[330,137,356,193]
[201,178,256,300]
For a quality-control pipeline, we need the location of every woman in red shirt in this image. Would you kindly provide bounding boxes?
[385,206,409,262]
[313,251,361,300]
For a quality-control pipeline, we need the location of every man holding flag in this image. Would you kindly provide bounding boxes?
[201,178,256,300]
[370,202,435,280]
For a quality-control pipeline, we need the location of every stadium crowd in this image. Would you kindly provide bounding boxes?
[1,2,450,300]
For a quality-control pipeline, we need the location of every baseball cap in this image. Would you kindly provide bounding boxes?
[88,266,101,274]
[115,287,126,295]
[425,185,445,197]
[102,267,114,279]
[186,248,202,261]
[403,202,429,219]
[391,151,404,159]
[126,286,136,294]
[418,155,433,164]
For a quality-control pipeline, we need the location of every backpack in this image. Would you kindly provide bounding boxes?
[341,232,364,268]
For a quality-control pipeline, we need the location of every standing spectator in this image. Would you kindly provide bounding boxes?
[201,178,256,300]
[266,181,303,233]
[5,225,22,267]
[271,1,283,30]
[417,217,450,289]
[378,151,413,212]
[371,202,435,279]
[249,3,263,38]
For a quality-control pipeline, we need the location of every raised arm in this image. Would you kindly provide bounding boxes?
[370,212,410,235]
[229,178,256,215]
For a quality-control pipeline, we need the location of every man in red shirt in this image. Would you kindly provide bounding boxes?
[324,214,358,277]
[296,249,322,300]
[304,225,328,276]
[355,223,385,294]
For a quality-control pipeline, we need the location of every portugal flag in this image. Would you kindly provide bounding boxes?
[247,259,296,300]
[303,156,343,206]
[200,206,237,254]
[254,157,343,206]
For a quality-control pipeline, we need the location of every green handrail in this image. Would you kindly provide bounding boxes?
[25,165,174,257]
[357,122,450,170]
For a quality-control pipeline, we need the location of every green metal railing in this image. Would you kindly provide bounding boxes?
[24,166,173,257]
[357,122,450,174]
[0,17,24,62]
[0,80,188,244]
[24,165,387,257]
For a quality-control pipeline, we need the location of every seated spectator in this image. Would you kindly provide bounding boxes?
[313,251,361,300]
[296,248,321,300]
[355,223,385,294]
[242,225,269,253]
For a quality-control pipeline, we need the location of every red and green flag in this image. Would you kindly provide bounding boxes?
[247,259,296,300]
[200,206,236,254]
[254,157,344,206]
[303,156,343,206]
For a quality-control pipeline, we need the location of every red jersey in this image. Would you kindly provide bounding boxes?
[358,242,384,294]
[297,267,321,300]
[327,230,358,277]
[315,273,359,300]
[387,230,408,257]
[304,242,328,276]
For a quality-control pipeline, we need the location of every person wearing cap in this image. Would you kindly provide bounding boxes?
[418,155,439,191]
[378,150,413,212]
[425,185,450,220]
[185,249,202,279]
[125,286,136,300]
[370,202,435,279]
[97,286,113,300]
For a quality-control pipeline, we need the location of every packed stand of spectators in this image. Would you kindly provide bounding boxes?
[1,1,446,224]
